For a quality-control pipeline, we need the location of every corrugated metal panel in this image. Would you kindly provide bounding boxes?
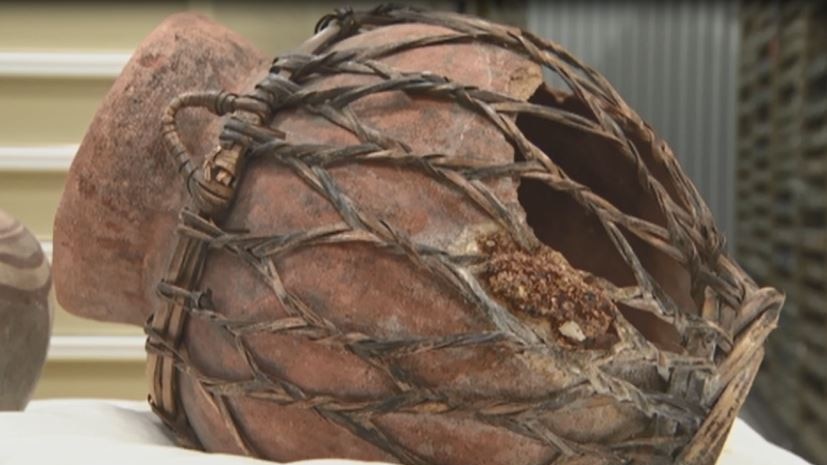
[526,1,739,249]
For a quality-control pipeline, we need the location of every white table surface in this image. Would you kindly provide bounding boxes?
[0,399,813,465]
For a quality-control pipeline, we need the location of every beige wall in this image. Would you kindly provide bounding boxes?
[34,360,147,400]
[0,1,452,401]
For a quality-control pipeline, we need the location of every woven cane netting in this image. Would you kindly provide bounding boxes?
[146,5,783,465]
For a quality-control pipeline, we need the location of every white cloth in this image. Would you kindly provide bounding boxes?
[0,399,812,465]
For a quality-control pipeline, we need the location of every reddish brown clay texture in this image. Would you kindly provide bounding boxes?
[55,12,701,465]
[53,13,271,325]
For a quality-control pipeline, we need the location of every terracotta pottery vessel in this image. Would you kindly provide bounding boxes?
[53,7,782,465]
[0,209,52,410]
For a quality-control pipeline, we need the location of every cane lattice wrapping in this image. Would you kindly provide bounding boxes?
[145,6,783,465]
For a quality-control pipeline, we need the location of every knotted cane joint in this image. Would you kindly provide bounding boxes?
[149,90,281,443]
[147,16,348,448]
[159,90,281,218]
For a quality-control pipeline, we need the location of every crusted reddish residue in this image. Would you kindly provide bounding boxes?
[478,232,616,348]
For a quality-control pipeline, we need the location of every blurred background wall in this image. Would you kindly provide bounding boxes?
[527,0,739,247]
[0,1,825,464]
[732,3,827,464]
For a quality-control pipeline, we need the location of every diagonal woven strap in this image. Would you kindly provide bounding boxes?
[146,19,348,449]
[144,5,783,464]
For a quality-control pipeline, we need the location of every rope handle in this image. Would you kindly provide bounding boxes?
[161,90,279,219]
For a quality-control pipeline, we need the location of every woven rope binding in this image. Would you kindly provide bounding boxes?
[145,5,783,465]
